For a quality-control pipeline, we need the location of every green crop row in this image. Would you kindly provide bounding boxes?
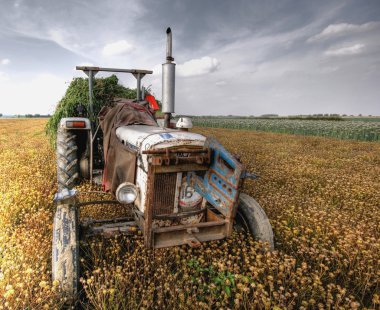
[192,118,380,141]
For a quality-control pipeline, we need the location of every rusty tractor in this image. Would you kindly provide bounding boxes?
[52,28,274,302]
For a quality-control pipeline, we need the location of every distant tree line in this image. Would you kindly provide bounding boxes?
[0,113,50,118]
[9,114,51,118]
[287,114,343,121]
[21,114,51,118]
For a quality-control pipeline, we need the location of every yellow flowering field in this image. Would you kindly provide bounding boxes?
[0,119,379,309]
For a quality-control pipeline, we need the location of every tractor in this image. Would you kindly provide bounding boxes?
[52,28,274,302]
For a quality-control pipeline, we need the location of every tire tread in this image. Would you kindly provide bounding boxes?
[52,204,79,301]
[238,193,275,250]
[56,129,79,190]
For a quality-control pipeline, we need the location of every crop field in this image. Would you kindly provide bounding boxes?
[192,118,380,142]
[0,119,379,309]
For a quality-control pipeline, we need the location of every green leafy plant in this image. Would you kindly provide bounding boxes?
[45,75,136,145]
[187,259,236,300]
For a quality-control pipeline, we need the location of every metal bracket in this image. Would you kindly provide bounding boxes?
[132,73,146,101]
[241,171,259,180]
[54,188,78,202]
[83,70,98,124]
[83,221,139,238]
[76,66,153,120]
[83,70,99,77]
[186,237,201,248]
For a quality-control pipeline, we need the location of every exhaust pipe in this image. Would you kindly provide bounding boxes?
[166,27,173,61]
[162,27,175,127]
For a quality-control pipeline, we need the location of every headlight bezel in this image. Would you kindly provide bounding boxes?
[115,182,139,204]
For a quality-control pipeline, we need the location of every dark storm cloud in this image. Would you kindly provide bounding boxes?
[131,0,344,58]
[0,0,379,115]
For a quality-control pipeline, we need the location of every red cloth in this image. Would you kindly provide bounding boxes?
[145,94,160,110]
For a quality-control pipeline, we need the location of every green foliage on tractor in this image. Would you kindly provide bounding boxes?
[45,75,136,144]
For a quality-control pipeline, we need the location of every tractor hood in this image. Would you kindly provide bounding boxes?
[115,125,206,153]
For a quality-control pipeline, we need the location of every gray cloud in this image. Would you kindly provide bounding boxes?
[177,57,220,77]
[0,0,379,115]
[1,58,11,65]
[325,44,365,56]
[308,22,380,42]
[102,40,135,57]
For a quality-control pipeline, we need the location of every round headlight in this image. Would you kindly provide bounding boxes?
[116,182,138,204]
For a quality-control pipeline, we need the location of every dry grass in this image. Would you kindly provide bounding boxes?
[0,119,379,309]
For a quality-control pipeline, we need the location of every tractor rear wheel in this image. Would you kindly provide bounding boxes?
[52,203,80,304]
[57,128,79,190]
[235,193,274,250]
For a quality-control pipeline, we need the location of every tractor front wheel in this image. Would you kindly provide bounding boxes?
[235,193,274,250]
[52,203,80,304]
[57,128,79,190]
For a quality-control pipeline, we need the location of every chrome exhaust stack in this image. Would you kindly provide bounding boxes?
[162,27,175,127]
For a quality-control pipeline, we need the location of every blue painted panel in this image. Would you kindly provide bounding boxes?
[191,137,245,216]
[159,133,174,139]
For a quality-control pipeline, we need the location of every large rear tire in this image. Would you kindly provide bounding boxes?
[52,203,80,303]
[57,128,79,190]
[235,193,274,251]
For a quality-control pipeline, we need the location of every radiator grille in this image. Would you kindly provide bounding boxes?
[152,173,177,216]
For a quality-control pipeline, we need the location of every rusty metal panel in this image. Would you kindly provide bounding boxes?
[144,166,154,248]
[173,172,182,213]
[152,172,177,216]
[145,146,211,167]
[153,163,209,174]
[153,220,227,248]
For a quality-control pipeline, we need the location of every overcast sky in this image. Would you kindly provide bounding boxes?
[0,0,379,116]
